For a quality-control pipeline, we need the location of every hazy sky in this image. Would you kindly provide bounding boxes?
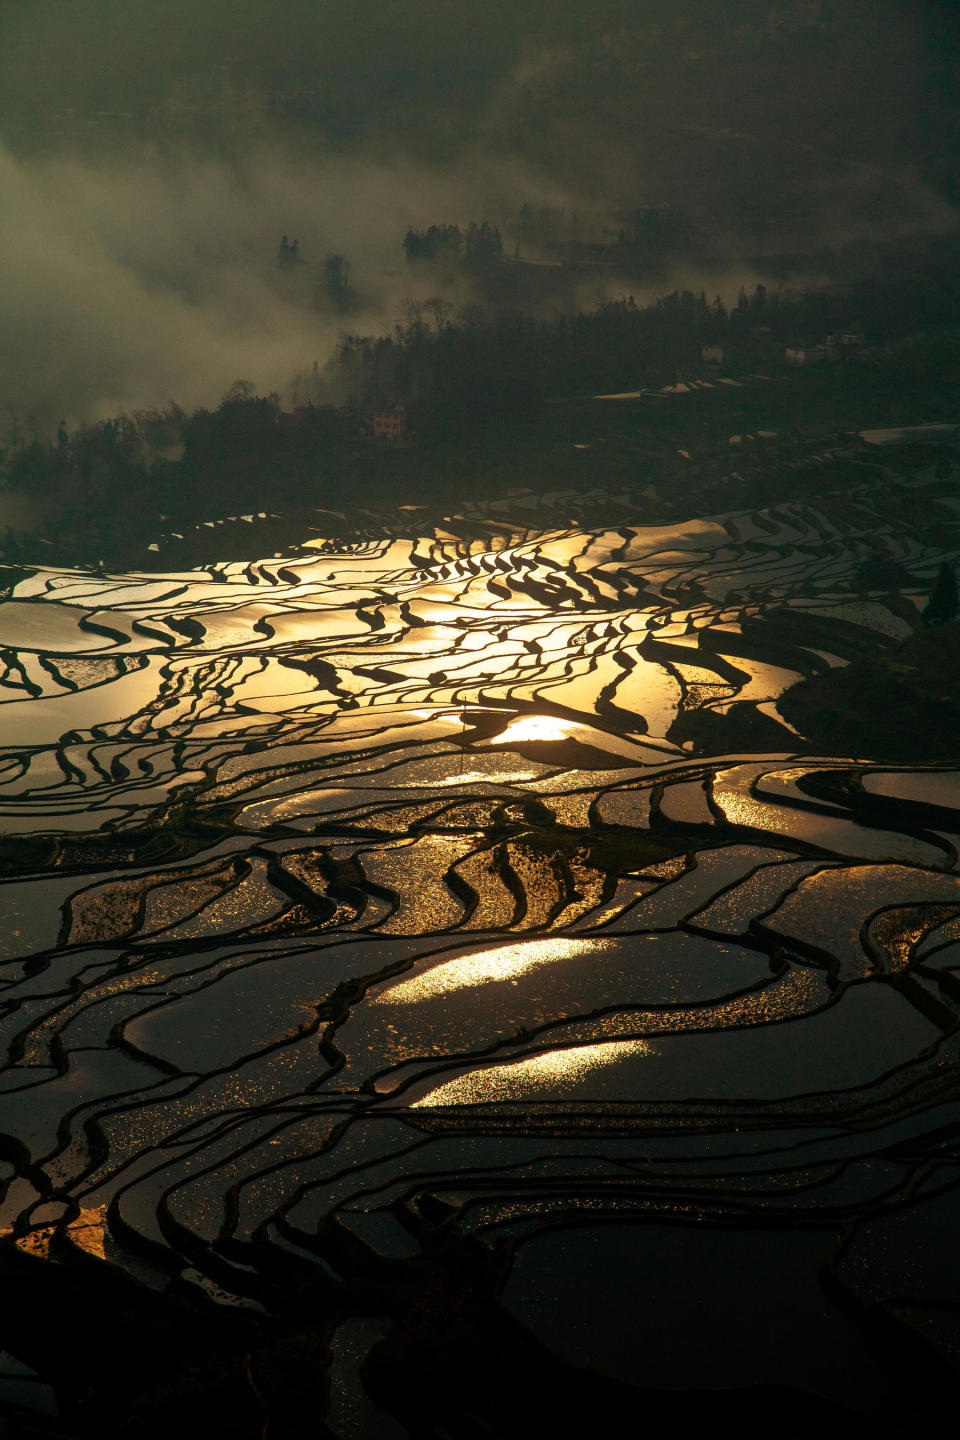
[1,0,957,429]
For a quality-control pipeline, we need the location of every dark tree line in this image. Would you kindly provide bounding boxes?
[403,221,503,269]
[4,242,960,561]
[0,389,352,563]
[332,246,960,440]
[329,287,798,437]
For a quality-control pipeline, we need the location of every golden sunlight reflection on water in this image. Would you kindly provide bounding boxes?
[437,768,540,785]
[66,1205,108,1260]
[490,714,576,744]
[409,1039,651,1106]
[373,937,612,1003]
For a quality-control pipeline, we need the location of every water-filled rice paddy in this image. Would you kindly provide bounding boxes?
[1,446,960,1434]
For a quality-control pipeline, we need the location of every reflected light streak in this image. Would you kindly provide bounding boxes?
[435,768,539,784]
[66,1205,108,1260]
[491,714,576,745]
[374,937,612,1004]
[410,1039,651,1106]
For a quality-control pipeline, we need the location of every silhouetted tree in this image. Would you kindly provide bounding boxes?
[464,221,502,268]
[423,296,454,333]
[403,225,461,264]
[923,562,959,626]
[278,236,305,273]
[323,254,351,307]
[402,227,428,261]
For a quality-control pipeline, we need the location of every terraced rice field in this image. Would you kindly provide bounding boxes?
[1,447,960,1434]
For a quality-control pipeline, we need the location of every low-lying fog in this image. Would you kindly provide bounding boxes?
[0,0,957,432]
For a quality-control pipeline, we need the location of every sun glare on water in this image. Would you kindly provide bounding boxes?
[491,714,576,744]
[373,937,613,1004]
[410,1039,652,1107]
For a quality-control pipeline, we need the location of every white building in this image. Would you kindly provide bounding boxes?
[785,346,827,366]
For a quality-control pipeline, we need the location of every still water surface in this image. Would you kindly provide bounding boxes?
[2,469,960,1428]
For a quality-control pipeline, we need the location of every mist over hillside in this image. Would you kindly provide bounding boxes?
[0,0,958,429]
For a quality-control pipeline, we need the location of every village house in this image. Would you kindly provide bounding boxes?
[824,325,864,355]
[372,404,407,441]
[786,324,863,366]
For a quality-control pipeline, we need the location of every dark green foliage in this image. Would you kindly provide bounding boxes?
[463,220,502,268]
[923,562,959,625]
[853,555,913,592]
[402,221,503,272]
[403,224,463,263]
[322,253,351,307]
[0,389,355,565]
